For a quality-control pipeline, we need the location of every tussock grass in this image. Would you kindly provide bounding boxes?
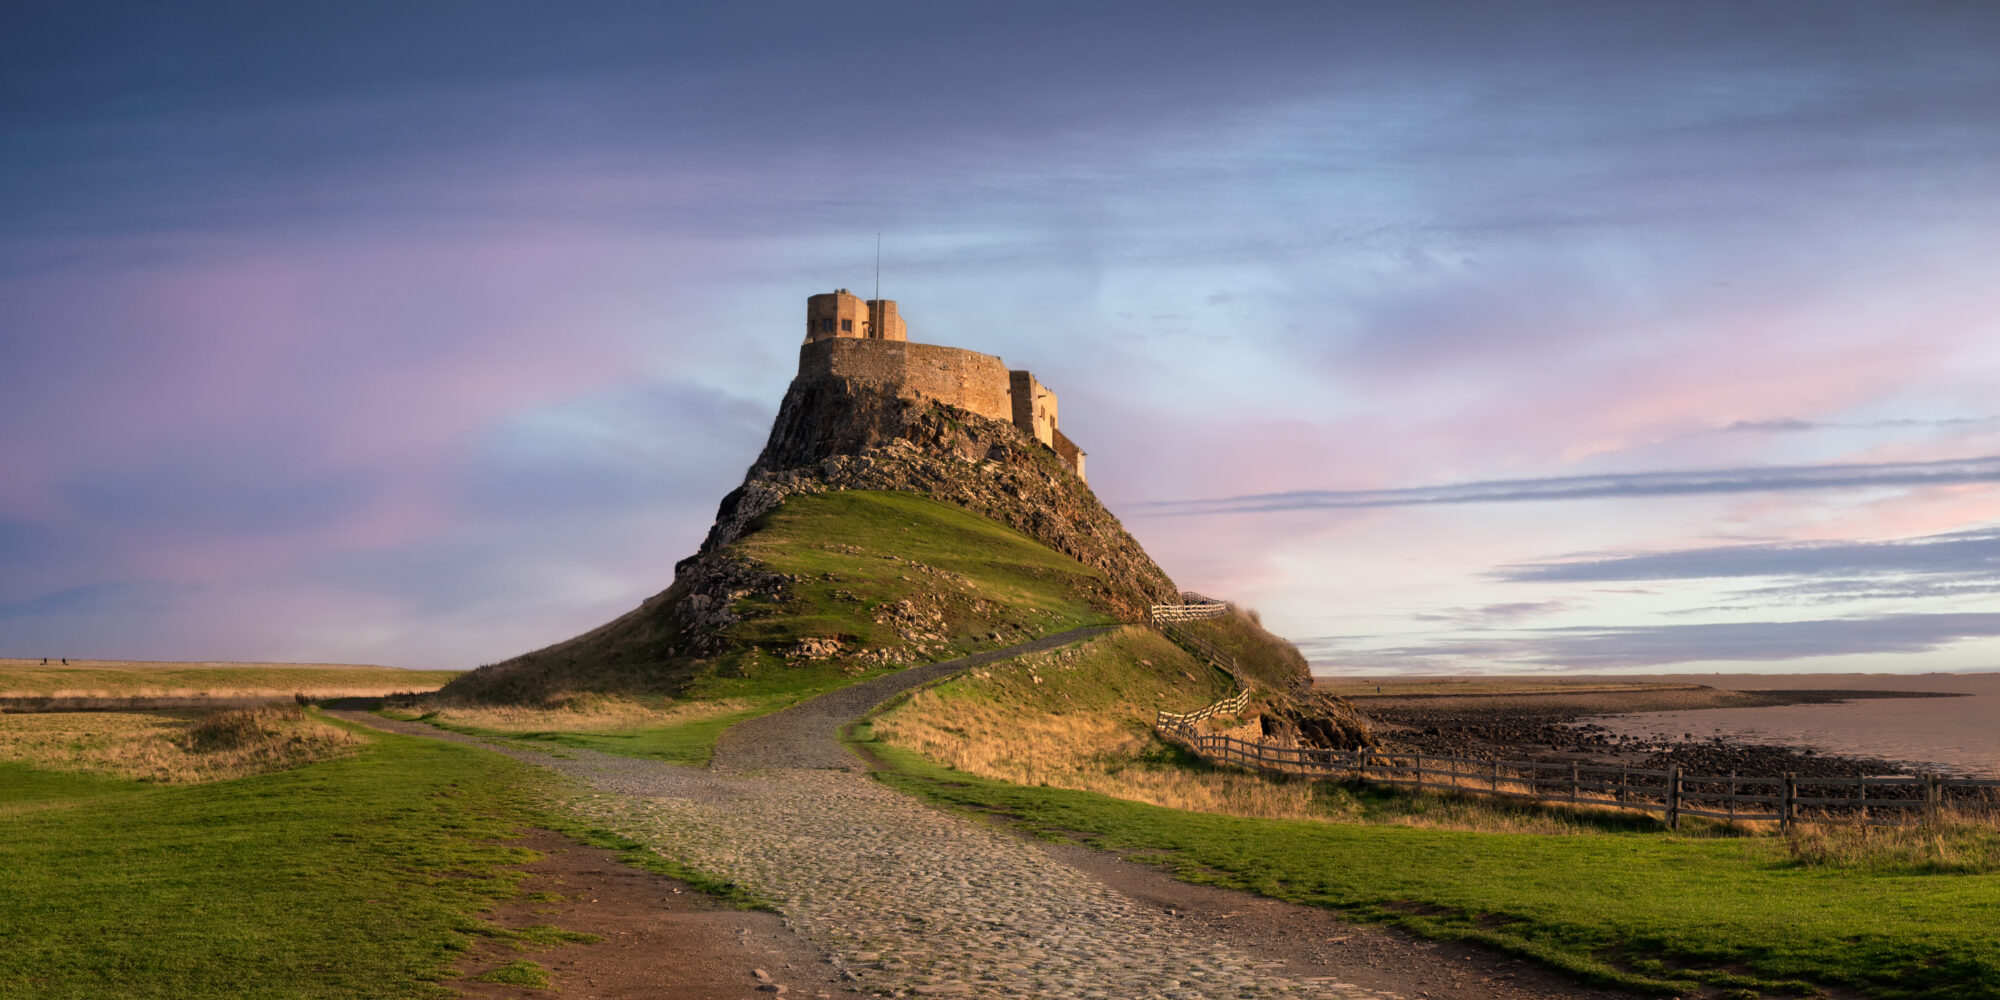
[0,704,363,783]
[412,692,752,734]
[474,959,551,987]
[1786,813,2000,874]
[1177,606,1314,691]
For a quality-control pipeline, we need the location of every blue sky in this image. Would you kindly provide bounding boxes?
[5,2,2000,673]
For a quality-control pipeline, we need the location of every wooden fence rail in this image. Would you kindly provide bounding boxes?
[1154,715,1999,829]
[1155,691,1253,729]
[1148,592,1230,623]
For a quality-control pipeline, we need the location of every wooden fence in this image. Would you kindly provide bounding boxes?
[1154,691,1252,730]
[1155,713,1999,828]
[1147,593,1230,623]
[1157,621,1243,684]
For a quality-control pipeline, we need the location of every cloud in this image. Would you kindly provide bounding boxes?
[1134,455,2000,516]
[1716,416,1999,434]
[1498,525,2000,583]
[1309,612,2000,671]
[1412,600,1570,625]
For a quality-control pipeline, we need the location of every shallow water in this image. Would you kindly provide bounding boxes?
[1576,672,2000,777]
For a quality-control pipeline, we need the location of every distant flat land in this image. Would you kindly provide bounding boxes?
[0,659,462,700]
[1317,676,1693,699]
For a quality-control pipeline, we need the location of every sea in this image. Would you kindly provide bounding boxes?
[1575,672,2000,778]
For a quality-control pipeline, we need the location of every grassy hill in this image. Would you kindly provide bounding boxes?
[437,489,1120,707]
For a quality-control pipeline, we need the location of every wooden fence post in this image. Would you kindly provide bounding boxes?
[1666,765,1681,831]
[1926,773,1942,823]
[1781,772,1797,831]
[1569,761,1580,804]
[1616,767,1628,805]
[1727,771,1736,823]
[1490,758,1500,796]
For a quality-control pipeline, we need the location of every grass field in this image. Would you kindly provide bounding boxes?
[0,659,461,699]
[0,713,576,999]
[862,736,2000,999]
[390,669,881,766]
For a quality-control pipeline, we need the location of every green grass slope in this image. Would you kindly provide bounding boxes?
[441,490,1120,704]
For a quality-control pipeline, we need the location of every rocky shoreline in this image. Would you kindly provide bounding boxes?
[1355,686,1965,781]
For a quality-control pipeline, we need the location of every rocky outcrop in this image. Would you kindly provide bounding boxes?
[688,377,1176,620]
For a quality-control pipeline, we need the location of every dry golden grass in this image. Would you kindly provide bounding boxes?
[0,658,460,700]
[874,629,1678,835]
[876,691,1330,821]
[0,705,364,784]
[1785,812,2000,873]
[402,692,752,734]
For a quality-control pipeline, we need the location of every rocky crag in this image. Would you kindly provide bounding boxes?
[443,372,1178,703]
[702,377,1176,615]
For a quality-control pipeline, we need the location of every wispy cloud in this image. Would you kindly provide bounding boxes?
[1715,416,1999,434]
[1136,456,2000,516]
[1499,525,2000,583]
[1412,600,1571,625]
[1308,612,2000,671]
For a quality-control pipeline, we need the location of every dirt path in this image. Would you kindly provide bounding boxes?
[339,629,1649,999]
[453,829,852,1000]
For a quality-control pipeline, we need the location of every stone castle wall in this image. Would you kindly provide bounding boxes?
[1051,428,1085,481]
[801,338,1015,426]
[796,292,1086,481]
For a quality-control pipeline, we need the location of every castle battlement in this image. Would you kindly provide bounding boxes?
[798,292,1086,481]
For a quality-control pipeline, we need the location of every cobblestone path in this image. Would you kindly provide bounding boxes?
[349,629,1398,999]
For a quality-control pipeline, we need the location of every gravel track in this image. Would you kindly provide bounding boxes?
[340,628,1401,999]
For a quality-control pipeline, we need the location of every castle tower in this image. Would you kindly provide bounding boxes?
[867,298,906,341]
[805,289,907,343]
[1008,370,1058,448]
[797,289,1082,481]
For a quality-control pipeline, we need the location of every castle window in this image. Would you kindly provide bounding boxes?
[819,318,836,333]
[841,319,853,332]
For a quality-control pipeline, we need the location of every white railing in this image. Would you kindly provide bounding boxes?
[1147,592,1229,623]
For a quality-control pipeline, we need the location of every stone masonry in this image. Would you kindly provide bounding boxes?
[799,290,1086,480]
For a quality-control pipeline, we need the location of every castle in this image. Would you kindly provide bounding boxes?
[799,289,1086,480]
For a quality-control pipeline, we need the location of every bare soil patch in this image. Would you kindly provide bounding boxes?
[457,828,858,1000]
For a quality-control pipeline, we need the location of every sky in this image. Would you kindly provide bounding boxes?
[5,2,2000,674]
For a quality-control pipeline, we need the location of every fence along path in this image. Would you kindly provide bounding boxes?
[1147,592,1230,623]
[1144,595,1995,826]
[1152,712,2000,829]
[1147,593,1249,692]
